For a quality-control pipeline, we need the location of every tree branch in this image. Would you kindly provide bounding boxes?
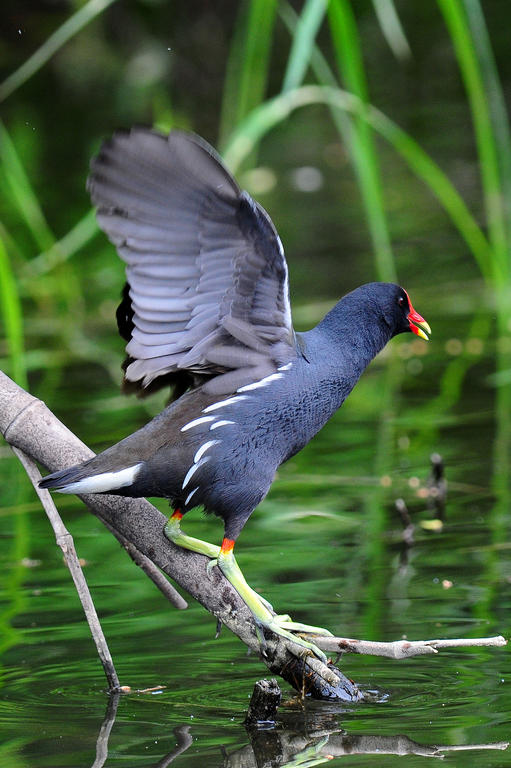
[313,634,507,658]
[12,445,121,692]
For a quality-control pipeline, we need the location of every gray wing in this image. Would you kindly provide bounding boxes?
[87,128,297,396]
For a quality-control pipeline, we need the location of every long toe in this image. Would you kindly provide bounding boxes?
[263,618,329,664]
[273,616,333,636]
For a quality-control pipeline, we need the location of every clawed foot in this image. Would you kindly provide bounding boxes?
[273,614,333,637]
[256,614,332,663]
[214,548,331,663]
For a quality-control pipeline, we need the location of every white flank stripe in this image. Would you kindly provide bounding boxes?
[210,420,235,430]
[203,395,248,413]
[194,440,220,464]
[58,463,143,494]
[278,362,293,371]
[182,457,209,490]
[181,416,216,432]
[237,372,283,393]
[185,487,199,506]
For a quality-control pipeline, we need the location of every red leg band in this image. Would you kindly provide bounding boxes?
[220,538,235,555]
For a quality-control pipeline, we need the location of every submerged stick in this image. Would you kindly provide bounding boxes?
[12,446,121,692]
[244,679,282,727]
[92,691,120,768]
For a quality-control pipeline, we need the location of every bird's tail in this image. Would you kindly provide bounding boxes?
[39,460,144,495]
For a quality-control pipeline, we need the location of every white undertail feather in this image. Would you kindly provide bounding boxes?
[56,463,143,494]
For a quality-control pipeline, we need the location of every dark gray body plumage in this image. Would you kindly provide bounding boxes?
[42,286,397,539]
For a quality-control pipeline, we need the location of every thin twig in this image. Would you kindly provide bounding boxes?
[435,742,509,752]
[314,634,507,659]
[119,537,188,610]
[12,446,121,692]
[92,510,188,610]
[394,497,415,544]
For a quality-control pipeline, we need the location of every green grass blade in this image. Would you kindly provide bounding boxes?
[328,0,396,282]
[222,85,493,280]
[0,0,117,103]
[329,0,369,101]
[438,0,507,280]
[282,0,328,92]
[219,0,278,150]
[463,0,511,251]
[0,235,27,389]
[0,121,56,252]
[280,3,337,88]
[371,0,412,62]
[280,2,356,155]
[0,120,84,327]
[27,209,98,276]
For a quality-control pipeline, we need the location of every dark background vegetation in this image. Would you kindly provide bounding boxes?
[0,1,510,766]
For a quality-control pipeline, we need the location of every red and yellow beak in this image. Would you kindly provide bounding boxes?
[408,305,431,341]
[404,290,431,340]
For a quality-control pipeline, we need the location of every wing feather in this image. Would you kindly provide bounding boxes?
[88,128,296,395]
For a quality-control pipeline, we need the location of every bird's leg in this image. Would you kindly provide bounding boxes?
[165,514,331,660]
[164,510,221,559]
[217,538,331,663]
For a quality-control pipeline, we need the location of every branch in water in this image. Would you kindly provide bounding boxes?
[314,634,507,658]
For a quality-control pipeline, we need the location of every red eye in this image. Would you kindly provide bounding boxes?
[398,296,405,307]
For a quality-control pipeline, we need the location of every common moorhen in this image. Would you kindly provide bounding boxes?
[40,129,430,660]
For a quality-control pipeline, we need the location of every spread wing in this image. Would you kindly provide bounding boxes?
[87,128,297,397]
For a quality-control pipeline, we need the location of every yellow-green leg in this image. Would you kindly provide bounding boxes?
[165,510,221,558]
[164,512,331,663]
[216,538,332,663]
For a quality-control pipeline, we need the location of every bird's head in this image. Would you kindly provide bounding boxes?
[393,285,430,340]
[314,282,431,354]
[355,282,431,341]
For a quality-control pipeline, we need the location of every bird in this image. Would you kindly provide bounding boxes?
[40,128,430,661]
